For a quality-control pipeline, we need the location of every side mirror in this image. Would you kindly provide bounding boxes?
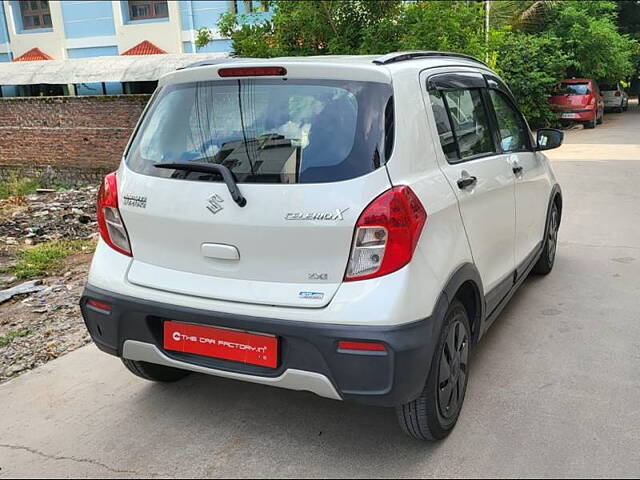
[536,128,563,151]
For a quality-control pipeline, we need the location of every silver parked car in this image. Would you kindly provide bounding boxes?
[600,83,629,112]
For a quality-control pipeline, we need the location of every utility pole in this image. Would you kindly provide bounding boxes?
[485,0,490,63]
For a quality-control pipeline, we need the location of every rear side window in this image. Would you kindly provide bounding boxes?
[126,79,393,184]
[427,90,458,162]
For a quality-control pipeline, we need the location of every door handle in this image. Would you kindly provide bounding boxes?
[512,165,523,175]
[457,175,477,189]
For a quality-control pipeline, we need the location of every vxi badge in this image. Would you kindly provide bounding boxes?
[285,208,349,221]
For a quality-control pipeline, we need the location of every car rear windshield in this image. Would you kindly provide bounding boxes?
[558,83,590,95]
[126,79,394,184]
[599,84,617,91]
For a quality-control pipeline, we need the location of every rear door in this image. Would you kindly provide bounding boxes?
[423,71,516,309]
[119,73,394,308]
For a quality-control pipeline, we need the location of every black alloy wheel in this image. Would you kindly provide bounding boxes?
[437,318,469,421]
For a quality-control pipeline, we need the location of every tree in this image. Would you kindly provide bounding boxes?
[494,33,568,127]
[214,0,403,57]
[199,0,638,127]
[214,1,487,58]
[543,1,636,82]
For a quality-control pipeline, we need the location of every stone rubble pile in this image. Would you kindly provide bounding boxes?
[0,187,98,246]
[0,187,97,382]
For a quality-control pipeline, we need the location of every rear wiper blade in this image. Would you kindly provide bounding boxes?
[154,162,246,207]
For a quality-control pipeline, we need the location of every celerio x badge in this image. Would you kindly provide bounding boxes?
[285,208,349,221]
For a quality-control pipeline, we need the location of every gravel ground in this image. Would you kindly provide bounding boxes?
[0,253,93,382]
[0,187,97,383]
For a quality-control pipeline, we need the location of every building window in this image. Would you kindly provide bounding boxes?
[123,81,158,95]
[16,84,67,97]
[128,0,168,21]
[19,1,52,30]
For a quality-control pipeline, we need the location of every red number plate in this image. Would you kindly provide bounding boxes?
[163,321,278,368]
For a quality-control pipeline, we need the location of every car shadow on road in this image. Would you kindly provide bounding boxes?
[135,363,443,473]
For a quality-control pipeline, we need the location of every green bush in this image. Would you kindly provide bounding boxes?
[494,33,568,128]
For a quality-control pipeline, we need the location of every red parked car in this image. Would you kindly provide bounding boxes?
[548,78,604,129]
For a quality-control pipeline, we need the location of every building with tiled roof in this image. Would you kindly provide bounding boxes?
[0,1,272,97]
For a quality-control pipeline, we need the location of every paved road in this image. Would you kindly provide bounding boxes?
[2,105,640,479]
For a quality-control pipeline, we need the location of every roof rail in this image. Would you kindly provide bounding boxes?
[373,51,487,67]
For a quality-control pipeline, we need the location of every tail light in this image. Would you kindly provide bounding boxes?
[615,91,621,97]
[97,172,132,257]
[589,97,596,105]
[345,186,426,281]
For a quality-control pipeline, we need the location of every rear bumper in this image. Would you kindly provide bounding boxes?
[604,99,623,108]
[81,285,445,407]
[555,108,596,121]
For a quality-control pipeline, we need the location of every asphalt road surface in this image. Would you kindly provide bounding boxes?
[2,104,640,478]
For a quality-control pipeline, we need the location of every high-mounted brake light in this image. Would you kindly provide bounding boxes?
[218,66,287,78]
[97,172,132,257]
[345,186,426,282]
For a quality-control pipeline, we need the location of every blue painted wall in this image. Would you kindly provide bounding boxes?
[61,0,116,39]
[181,1,272,31]
[197,39,233,53]
[67,46,118,59]
[181,1,230,31]
[0,2,9,45]
[179,1,271,53]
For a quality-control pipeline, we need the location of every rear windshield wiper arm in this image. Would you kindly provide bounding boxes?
[154,162,247,207]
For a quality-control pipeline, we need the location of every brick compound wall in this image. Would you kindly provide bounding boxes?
[0,95,150,186]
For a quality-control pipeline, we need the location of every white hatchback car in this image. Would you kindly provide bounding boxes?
[81,51,563,441]
[600,82,629,112]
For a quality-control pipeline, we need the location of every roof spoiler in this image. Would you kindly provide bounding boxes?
[176,57,261,71]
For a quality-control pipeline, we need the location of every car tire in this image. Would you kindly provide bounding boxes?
[532,202,560,275]
[122,358,190,382]
[396,299,471,441]
[623,102,628,112]
[585,117,596,129]
[596,111,603,124]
